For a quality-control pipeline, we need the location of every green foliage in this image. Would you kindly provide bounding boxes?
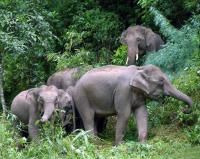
[174,54,200,144]
[186,117,200,144]
[0,0,200,157]
[0,0,57,103]
[45,0,98,34]
[112,45,127,65]
[48,49,92,70]
[145,8,200,75]
[138,0,200,27]
[47,5,123,70]
[69,8,122,50]
[1,116,200,159]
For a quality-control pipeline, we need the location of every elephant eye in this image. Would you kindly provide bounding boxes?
[158,80,164,87]
[136,37,142,42]
[158,78,164,86]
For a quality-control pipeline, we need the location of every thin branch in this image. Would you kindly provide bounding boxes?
[0,55,7,116]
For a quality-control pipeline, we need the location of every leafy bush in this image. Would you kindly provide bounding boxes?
[112,45,127,65]
[186,117,200,144]
[144,8,200,75]
[69,8,122,52]
[0,0,57,104]
[138,0,200,27]
[47,6,123,70]
[47,49,93,70]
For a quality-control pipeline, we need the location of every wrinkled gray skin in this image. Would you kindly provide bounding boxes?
[73,65,192,145]
[11,85,73,140]
[120,25,164,65]
[47,68,81,132]
[47,68,80,90]
[47,68,107,133]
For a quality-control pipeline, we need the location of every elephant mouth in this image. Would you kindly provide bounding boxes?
[149,93,165,100]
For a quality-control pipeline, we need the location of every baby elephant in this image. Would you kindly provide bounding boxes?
[11,85,73,140]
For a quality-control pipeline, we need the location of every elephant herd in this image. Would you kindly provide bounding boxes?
[11,26,192,145]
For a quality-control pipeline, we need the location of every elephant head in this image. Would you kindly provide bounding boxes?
[120,25,164,65]
[30,85,73,123]
[130,65,192,107]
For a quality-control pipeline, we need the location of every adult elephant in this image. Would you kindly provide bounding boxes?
[11,85,74,140]
[120,25,164,65]
[47,68,107,133]
[47,68,80,90]
[72,65,192,145]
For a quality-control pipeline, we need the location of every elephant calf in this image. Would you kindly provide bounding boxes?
[121,25,164,65]
[11,85,74,140]
[47,68,107,133]
[73,65,192,145]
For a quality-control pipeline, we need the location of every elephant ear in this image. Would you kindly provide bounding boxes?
[26,88,40,100]
[145,29,158,52]
[27,85,47,102]
[130,71,150,95]
[120,29,128,45]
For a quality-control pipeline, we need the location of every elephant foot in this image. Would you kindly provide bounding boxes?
[139,132,147,143]
[113,140,125,146]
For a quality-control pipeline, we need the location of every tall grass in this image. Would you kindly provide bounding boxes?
[1,115,200,159]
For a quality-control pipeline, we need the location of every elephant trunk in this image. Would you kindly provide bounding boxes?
[164,84,192,107]
[127,46,139,65]
[41,103,55,122]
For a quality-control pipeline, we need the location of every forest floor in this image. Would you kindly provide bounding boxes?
[0,115,200,159]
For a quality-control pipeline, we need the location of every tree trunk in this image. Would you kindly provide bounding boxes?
[0,59,7,116]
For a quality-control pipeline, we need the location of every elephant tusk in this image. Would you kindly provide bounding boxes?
[126,57,129,65]
[136,53,139,61]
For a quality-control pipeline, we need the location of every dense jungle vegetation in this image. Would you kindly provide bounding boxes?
[0,0,200,158]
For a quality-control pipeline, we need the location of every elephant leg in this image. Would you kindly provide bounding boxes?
[28,116,39,140]
[74,92,96,135]
[75,108,84,130]
[134,105,148,143]
[115,107,131,145]
[114,87,132,145]
[79,108,95,135]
